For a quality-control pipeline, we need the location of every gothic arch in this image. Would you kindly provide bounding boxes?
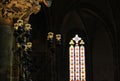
[60,10,91,81]
[60,5,115,80]
[77,9,115,81]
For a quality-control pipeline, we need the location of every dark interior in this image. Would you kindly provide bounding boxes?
[28,0,120,81]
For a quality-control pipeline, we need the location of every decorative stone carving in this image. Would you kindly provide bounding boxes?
[0,0,49,25]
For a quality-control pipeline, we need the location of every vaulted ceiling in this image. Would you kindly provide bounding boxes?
[29,0,120,50]
[30,0,120,36]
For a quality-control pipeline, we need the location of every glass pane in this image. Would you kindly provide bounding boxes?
[69,35,86,81]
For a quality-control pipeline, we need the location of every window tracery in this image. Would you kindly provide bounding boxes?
[69,34,86,81]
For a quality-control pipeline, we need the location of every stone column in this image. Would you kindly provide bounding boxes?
[0,0,50,81]
[0,21,13,81]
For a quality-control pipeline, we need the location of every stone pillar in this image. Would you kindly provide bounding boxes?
[0,22,13,81]
[0,0,51,81]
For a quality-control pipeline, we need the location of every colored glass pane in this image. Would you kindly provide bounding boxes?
[69,34,86,81]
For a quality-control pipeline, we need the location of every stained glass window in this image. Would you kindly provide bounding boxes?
[69,34,86,81]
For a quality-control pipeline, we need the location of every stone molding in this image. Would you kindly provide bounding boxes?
[0,0,49,25]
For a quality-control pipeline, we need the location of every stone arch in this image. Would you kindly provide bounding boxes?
[60,10,90,81]
[60,6,114,81]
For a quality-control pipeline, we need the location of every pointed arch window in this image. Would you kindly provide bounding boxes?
[69,34,86,81]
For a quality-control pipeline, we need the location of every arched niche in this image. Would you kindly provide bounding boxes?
[59,10,91,81]
[61,10,85,37]
[60,7,114,81]
[78,9,114,81]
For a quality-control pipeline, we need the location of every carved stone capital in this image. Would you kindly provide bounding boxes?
[0,0,50,26]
